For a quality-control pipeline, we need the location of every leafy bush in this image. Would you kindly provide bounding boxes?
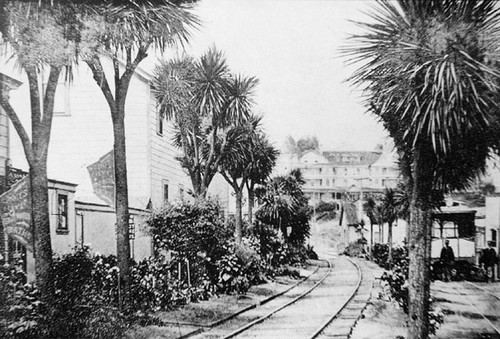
[305,244,318,260]
[343,240,367,258]
[0,249,130,339]
[371,243,408,270]
[217,238,266,294]
[0,245,217,339]
[372,243,389,266]
[251,222,283,262]
[147,199,233,284]
[378,246,443,335]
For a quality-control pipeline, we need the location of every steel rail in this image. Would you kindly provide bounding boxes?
[307,257,363,339]
[464,281,500,301]
[451,283,500,336]
[220,259,334,339]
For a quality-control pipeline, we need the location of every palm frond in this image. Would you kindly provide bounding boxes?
[345,0,500,194]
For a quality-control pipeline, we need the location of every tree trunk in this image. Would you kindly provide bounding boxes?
[370,222,373,257]
[235,189,243,244]
[111,113,131,286]
[408,147,433,339]
[248,188,254,224]
[30,160,53,301]
[408,204,432,339]
[388,221,393,266]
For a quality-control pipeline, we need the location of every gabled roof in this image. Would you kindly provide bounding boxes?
[321,151,381,166]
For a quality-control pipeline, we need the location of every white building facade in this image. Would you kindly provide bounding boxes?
[0,57,196,266]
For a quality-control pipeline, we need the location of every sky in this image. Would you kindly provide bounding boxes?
[167,0,390,151]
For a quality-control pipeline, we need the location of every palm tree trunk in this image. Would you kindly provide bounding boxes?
[235,189,243,243]
[248,188,254,224]
[408,148,433,339]
[388,221,393,266]
[408,204,432,339]
[370,222,373,257]
[111,112,131,287]
[30,159,53,301]
[220,172,245,244]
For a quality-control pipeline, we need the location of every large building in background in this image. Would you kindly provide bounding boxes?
[275,144,400,206]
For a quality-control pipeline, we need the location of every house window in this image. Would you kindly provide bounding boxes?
[163,182,169,202]
[382,167,387,174]
[492,229,497,247]
[332,167,336,175]
[178,184,184,197]
[319,168,322,174]
[319,179,323,186]
[157,110,164,135]
[56,194,68,233]
[325,179,329,186]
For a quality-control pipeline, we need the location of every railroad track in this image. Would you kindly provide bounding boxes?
[189,255,372,339]
[446,281,500,338]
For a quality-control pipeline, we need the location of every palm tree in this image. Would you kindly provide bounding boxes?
[80,0,198,285]
[256,169,310,245]
[219,115,261,243]
[152,49,259,197]
[381,188,398,266]
[245,133,279,224]
[373,204,386,244]
[346,1,500,338]
[363,197,377,257]
[219,119,278,243]
[0,1,84,301]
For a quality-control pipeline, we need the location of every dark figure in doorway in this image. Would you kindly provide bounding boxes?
[480,241,498,283]
[440,240,455,282]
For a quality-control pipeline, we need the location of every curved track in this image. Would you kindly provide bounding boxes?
[190,255,369,339]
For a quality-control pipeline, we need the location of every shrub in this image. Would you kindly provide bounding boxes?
[0,245,218,339]
[343,240,366,258]
[305,244,318,260]
[147,199,233,284]
[378,246,443,335]
[372,243,389,266]
[216,238,265,294]
[0,249,129,339]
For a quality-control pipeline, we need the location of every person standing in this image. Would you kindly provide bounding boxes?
[480,241,498,283]
[440,239,455,282]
